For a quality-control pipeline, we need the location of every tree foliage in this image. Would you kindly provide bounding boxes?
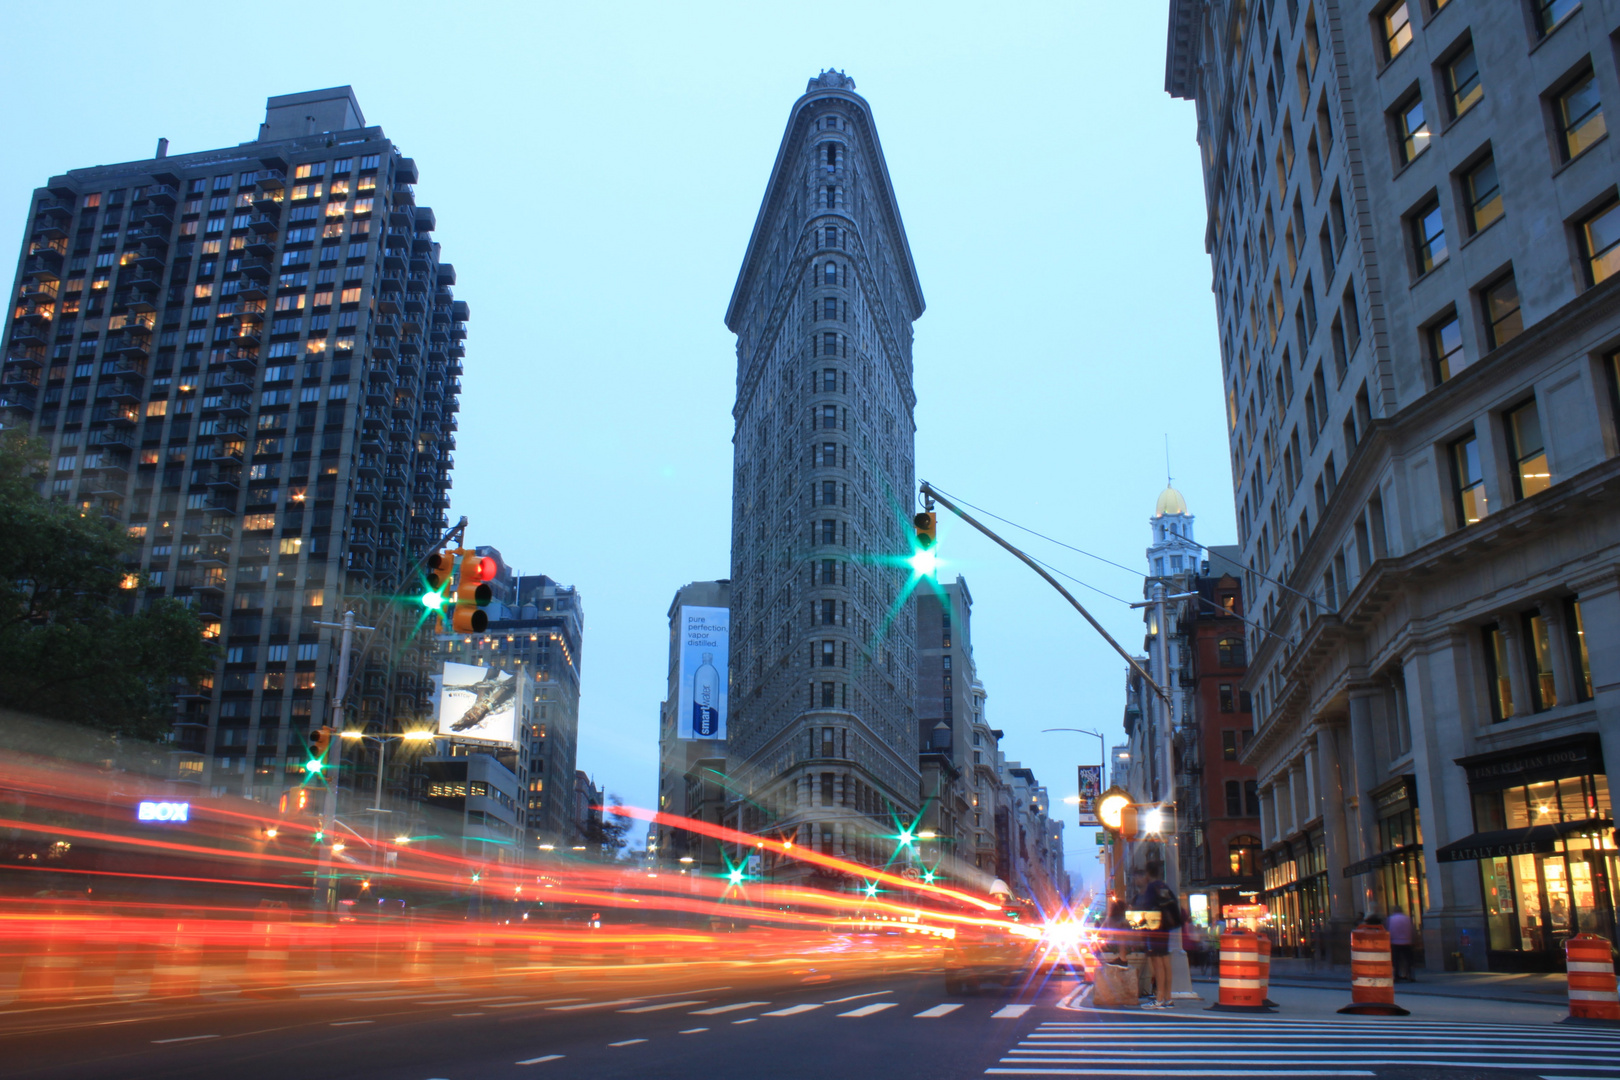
[0,430,217,739]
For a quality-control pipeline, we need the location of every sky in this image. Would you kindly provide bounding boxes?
[0,1,1230,892]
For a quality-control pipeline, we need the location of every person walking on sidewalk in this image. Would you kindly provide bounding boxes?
[1132,860,1181,1009]
[1387,906,1415,982]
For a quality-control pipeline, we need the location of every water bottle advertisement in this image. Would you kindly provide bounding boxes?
[677,605,729,740]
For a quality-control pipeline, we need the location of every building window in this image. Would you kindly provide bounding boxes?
[824,262,837,285]
[823,332,838,356]
[821,518,837,544]
[1217,637,1245,666]
[1230,834,1262,876]
[1522,610,1558,711]
[1534,0,1580,38]
[1463,156,1503,235]
[1429,314,1465,383]
[1451,433,1488,526]
[821,640,836,667]
[822,297,838,320]
[821,558,837,585]
[1555,70,1605,162]
[822,405,838,430]
[1219,683,1236,713]
[1395,95,1430,165]
[1577,198,1620,287]
[821,682,836,709]
[821,599,837,627]
[1445,44,1483,119]
[1226,780,1243,817]
[1222,730,1239,760]
[1411,199,1447,274]
[822,367,837,392]
[1481,273,1524,350]
[821,442,837,467]
[1381,2,1413,61]
[1505,399,1551,500]
[1483,624,1514,721]
[1566,599,1593,701]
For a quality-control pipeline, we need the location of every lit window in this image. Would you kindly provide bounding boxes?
[1411,200,1447,274]
[1429,315,1465,383]
[1445,45,1482,118]
[1577,198,1620,287]
[1483,624,1514,721]
[1556,71,1605,162]
[1523,611,1557,711]
[1505,398,1550,500]
[1481,274,1523,350]
[1567,599,1593,701]
[1382,2,1412,61]
[1395,96,1429,164]
[1452,433,1487,525]
[340,287,362,304]
[1462,157,1502,234]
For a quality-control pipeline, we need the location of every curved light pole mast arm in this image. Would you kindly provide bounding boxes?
[920,481,1169,706]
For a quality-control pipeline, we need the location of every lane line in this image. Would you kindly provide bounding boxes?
[732,1018,758,1024]
[691,1001,771,1015]
[489,998,589,1009]
[330,1020,374,1026]
[1001,1061,1620,1072]
[451,1012,485,1017]
[619,1000,707,1013]
[151,1035,219,1044]
[839,1002,898,1018]
[917,1003,963,1018]
[826,990,892,1004]
[987,1071,1374,1077]
[992,1004,1034,1019]
[548,998,648,1011]
[609,1038,648,1047]
[762,1003,823,1017]
[516,1054,564,1065]
[679,1028,709,1034]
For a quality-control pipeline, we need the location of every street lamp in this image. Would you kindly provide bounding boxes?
[340,728,436,863]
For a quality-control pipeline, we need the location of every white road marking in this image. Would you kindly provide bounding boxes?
[992,1004,1034,1019]
[987,1072,1373,1077]
[489,998,588,1008]
[151,1035,219,1044]
[548,998,647,1011]
[762,1003,823,1017]
[839,1002,898,1017]
[690,1001,770,1015]
[330,1020,373,1026]
[609,1038,648,1047]
[679,1027,708,1034]
[732,1018,758,1024]
[619,1000,707,1013]
[451,1012,485,1017]
[516,1054,564,1065]
[916,1003,963,1018]
[825,990,891,1003]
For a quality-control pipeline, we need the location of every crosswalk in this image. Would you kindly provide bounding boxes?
[988,1018,1620,1078]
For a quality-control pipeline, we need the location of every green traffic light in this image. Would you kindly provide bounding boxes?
[907,548,938,578]
[420,588,445,610]
[304,757,324,775]
[726,868,744,886]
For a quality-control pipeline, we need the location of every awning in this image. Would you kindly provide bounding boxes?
[1434,819,1614,864]
[1344,844,1422,877]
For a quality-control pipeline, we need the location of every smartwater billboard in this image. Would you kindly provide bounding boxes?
[433,661,523,746]
[677,605,728,740]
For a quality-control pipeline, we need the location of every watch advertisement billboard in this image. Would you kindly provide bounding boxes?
[677,605,728,740]
[432,661,524,746]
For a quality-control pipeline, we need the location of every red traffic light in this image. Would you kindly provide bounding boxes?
[453,550,493,633]
[477,555,497,582]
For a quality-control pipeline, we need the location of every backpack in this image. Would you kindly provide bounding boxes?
[1151,881,1184,930]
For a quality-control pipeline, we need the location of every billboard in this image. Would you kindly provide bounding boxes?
[433,661,523,746]
[1076,764,1103,826]
[677,605,728,740]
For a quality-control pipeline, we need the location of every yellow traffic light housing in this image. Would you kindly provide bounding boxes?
[453,551,495,633]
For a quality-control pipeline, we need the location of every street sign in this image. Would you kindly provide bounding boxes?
[1223,903,1269,919]
[1095,832,1109,846]
[900,866,921,881]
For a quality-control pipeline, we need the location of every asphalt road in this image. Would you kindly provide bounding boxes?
[0,968,1069,1080]
[6,971,1619,1080]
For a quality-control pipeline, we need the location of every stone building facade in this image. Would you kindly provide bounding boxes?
[723,71,927,881]
[0,87,462,806]
[1166,1,1620,969]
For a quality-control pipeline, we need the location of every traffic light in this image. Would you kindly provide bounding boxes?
[909,511,939,577]
[453,551,495,633]
[305,725,334,778]
[421,550,457,627]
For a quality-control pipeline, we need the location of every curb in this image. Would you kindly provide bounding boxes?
[1191,975,1561,1008]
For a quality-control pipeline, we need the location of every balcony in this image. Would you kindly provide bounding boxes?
[8,344,48,369]
[219,396,250,417]
[142,184,178,206]
[208,468,240,493]
[23,252,63,278]
[248,209,280,232]
[101,376,143,403]
[88,430,135,453]
[245,232,277,257]
[255,168,286,191]
[231,325,262,350]
[123,268,162,293]
[239,257,272,281]
[34,196,74,220]
[141,203,174,230]
[0,386,38,414]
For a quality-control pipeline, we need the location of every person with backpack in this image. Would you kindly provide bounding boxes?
[1132,859,1182,1008]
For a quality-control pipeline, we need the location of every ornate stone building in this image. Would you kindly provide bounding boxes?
[723,71,926,879]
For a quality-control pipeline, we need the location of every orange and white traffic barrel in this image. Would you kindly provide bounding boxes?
[1339,925,1409,1016]
[1566,934,1620,1023]
[1209,931,1273,1011]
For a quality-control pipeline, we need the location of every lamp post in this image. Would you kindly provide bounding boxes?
[339,728,436,867]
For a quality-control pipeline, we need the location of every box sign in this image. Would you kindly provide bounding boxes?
[1223,903,1269,920]
[677,606,729,740]
[1076,764,1102,826]
[137,800,190,823]
[432,661,524,746]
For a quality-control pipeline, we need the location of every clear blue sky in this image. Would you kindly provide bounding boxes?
[0,1,1227,890]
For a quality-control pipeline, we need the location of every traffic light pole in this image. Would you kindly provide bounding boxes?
[311,608,373,912]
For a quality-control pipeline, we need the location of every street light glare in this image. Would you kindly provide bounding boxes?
[908,549,939,577]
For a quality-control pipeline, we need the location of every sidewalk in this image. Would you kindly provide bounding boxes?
[1192,955,1569,1006]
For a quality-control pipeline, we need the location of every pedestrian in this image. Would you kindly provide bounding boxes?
[1100,898,1132,967]
[1387,906,1415,982]
[1131,860,1181,1009]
